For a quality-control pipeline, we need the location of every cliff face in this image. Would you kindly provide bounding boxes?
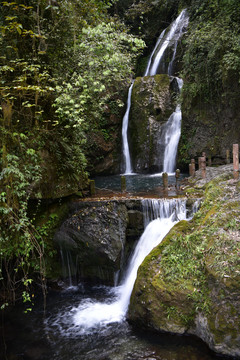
[178,102,240,170]
[128,167,240,358]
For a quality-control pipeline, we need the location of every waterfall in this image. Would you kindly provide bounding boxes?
[122,83,134,174]
[162,77,183,173]
[142,197,186,228]
[121,9,189,174]
[68,198,190,334]
[60,247,77,288]
[144,29,166,77]
[145,9,189,77]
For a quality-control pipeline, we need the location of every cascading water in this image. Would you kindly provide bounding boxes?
[49,8,192,344]
[143,28,166,77]
[121,9,189,175]
[122,83,134,174]
[145,9,189,77]
[60,247,77,288]
[162,77,183,173]
[51,198,192,335]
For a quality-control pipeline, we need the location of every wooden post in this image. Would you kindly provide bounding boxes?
[208,156,212,167]
[189,163,192,176]
[121,175,126,192]
[233,144,239,179]
[226,149,230,164]
[162,172,168,190]
[198,157,202,170]
[175,169,180,190]
[89,180,95,196]
[202,152,206,167]
[191,158,195,177]
[200,156,206,179]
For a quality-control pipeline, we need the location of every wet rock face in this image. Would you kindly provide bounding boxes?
[178,102,240,171]
[128,171,240,358]
[128,74,177,173]
[54,199,144,284]
[54,201,128,284]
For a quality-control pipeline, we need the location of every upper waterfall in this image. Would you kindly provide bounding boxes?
[145,9,188,174]
[145,9,189,77]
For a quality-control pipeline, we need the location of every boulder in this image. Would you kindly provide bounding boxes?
[54,201,129,284]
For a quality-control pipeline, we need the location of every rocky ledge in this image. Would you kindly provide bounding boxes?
[128,165,240,358]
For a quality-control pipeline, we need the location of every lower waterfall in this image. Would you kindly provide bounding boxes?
[51,199,192,335]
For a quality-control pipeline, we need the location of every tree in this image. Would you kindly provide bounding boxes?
[181,0,240,108]
[0,1,145,308]
[54,21,145,129]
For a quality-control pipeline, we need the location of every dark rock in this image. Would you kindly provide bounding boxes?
[127,210,144,237]
[54,201,129,284]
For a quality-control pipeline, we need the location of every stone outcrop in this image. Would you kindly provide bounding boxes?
[54,199,144,284]
[128,169,240,358]
[128,74,178,173]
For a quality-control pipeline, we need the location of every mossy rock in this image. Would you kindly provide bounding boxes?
[129,173,240,357]
[128,74,177,173]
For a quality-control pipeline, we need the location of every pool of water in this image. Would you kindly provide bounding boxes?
[93,173,187,197]
[0,285,234,360]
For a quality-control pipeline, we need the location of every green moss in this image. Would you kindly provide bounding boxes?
[129,74,174,170]
[130,172,240,343]
[207,305,239,344]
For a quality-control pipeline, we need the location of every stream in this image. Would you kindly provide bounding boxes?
[0,199,233,360]
[1,286,231,360]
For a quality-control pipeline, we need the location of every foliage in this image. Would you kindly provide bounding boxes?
[181,0,240,108]
[0,0,145,307]
[0,136,45,309]
[54,21,145,130]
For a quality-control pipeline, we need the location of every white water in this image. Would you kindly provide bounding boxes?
[66,199,189,334]
[122,83,134,174]
[163,78,183,173]
[145,9,189,77]
[144,29,166,77]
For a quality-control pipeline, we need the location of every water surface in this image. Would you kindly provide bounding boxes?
[0,286,232,360]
